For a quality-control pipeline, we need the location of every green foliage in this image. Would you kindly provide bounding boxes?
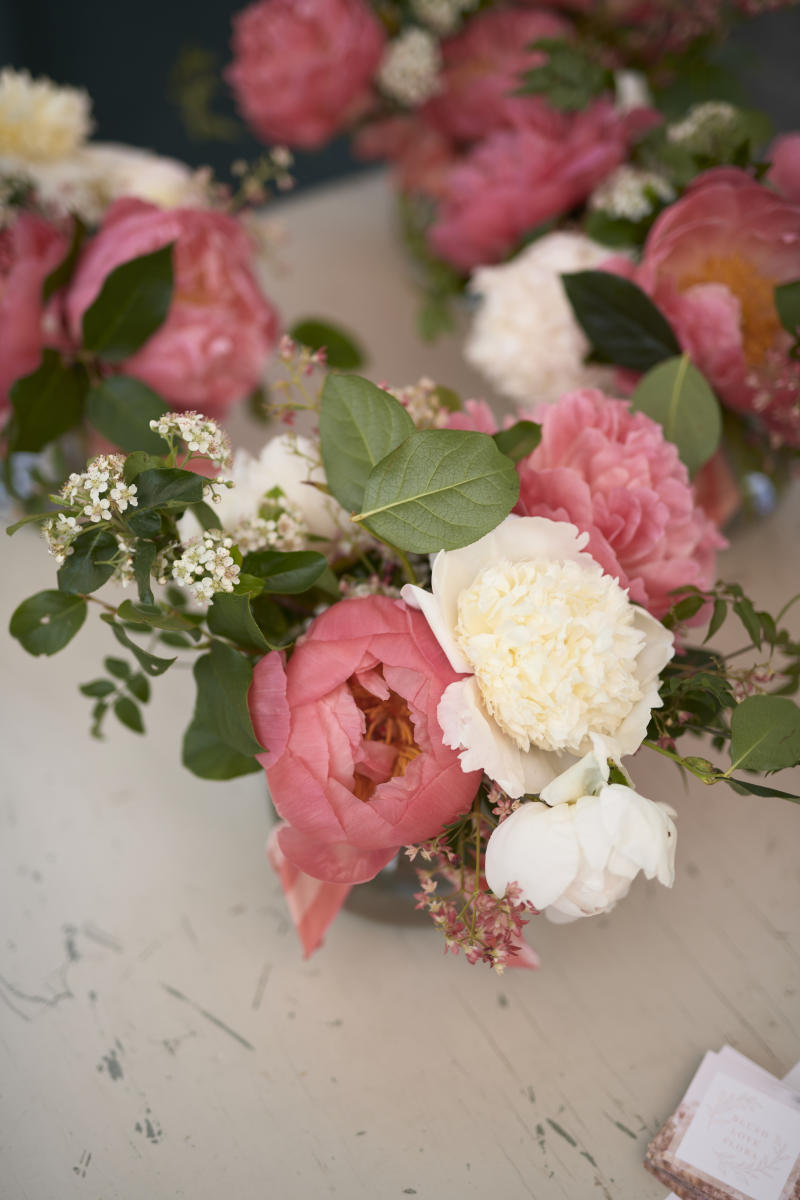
[289,318,365,370]
[132,541,157,605]
[242,549,329,594]
[57,528,118,595]
[774,280,800,359]
[630,356,722,475]
[114,696,145,733]
[516,38,613,111]
[133,467,205,510]
[184,500,223,532]
[116,599,200,635]
[207,593,273,652]
[81,243,175,362]
[355,429,520,554]
[7,350,88,453]
[9,590,87,656]
[182,641,264,779]
[123,451,163,484]
[729,695,800,773]
[319,374,415,513]
[492,420,541,464]
[561,271,681,371]
[85,376,170,454]
[42,217,86,302]
[101,614,176,676]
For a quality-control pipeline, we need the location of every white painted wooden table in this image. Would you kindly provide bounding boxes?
[1,172,799,1200]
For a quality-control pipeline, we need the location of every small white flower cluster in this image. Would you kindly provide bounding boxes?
[60,454,138,521]
[589,165,675,221]
[667,101,739,152]
[338,575,402,600]
[378,28,442,107]
[411,0,477,35]
[389,376,451,429]
[229,488,308,554]
[0,68,92,162]
[167,529,241,603]
[150,412,232,469]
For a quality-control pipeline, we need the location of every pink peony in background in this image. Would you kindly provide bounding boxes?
[66,197,279,417]
[603,169,800,447]
[0,211,68,412]
[227,0,385,149]
[515,389,725,619]
[768,133,800,204]
[249,595,481,886]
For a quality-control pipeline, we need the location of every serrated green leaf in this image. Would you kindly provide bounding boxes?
[492,420,541,464]
[114,696,144,733]
[729,695,800,773]
[101,614,176,676]
[355,429,520,554]
[207,593,272,652]
[82,243,175,361]
[630,356,721,475]
[319,374,415,513]
[57,527,118,595]
[241,549,328,595]
[85,376,170,454]
[289,318,365,370]
[9,590,87,656]
[181,641,263,779]
[8,350,88,453]
[561,271,681,371]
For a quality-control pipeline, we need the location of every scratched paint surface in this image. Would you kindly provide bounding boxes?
[1,175,799,1200]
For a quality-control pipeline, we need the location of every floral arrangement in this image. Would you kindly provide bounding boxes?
[8,341,800,970]
[222,0,800,520]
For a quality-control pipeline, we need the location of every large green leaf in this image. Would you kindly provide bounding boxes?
[85,376,170,453]
[8,350,88,452]
[729,695,800,773]
[133,467,205,510]
[242,549,328,594]
[630,356,722,475]
[81,243,175,362]
[207,593,272,652]
[9,590,87,656]
[561,270,681,370]
[355,429,520,554]
[319,374,415,513]
[182,641,264,779]
[57,527,118,595]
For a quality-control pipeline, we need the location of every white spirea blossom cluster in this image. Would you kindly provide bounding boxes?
[465,232,619,405]
[411,0,477,35]
[389,377,450,429]
[378,28,442,107]
[589,165,675,221]
[454,559,645,755]
[150,413,232,469]
[0,68,92,161]
[228,489,308,554]
[667,101,740,152]
[167,530,241,603]
[43,455,138,580]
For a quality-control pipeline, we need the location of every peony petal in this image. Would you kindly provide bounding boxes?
[277,824,398,885]
[540,749,609,807]
[266,825,352,958]
[486,802,580,910]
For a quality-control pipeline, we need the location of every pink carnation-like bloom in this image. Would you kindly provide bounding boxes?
[608,169,800,447]
[768,133,800,204]
[66,198,279,417]
[250,596,482,886]
[422,7,573,143]
[0,212,68,413]
[429,101,656,271]
[514,389,725,619]
[227,0,385,149]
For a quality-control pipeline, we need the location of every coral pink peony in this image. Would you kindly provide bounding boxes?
[769,133,800,204]
[422,7,573,143]
[429,101,656,271]
[227,0,385,149]
[250,596,482,885]
[66,198,279,417]
[0,211,68,412]
[609,169,800,446]
[514,389,725,619]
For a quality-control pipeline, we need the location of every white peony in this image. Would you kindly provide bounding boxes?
[178,432,355,555]
[402,516,674,798]
[485,745,677,922]
[0,68,91,162]
[464,232,619,406]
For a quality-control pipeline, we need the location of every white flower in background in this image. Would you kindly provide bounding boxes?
[589,165,675,221]
[465,232,620,405]
[0,68,92,161]
[667,101,739,152]
[178,432,356,555]
[402,516,673,798]
[613,70,651,113]
[485,745,677,921]
[411,0,478,35]
[389,376,450,428]
[377,28,442,107]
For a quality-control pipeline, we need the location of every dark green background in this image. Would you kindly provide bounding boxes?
[2,1,799,191]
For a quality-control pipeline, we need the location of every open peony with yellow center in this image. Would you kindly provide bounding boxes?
[402,517,674,798]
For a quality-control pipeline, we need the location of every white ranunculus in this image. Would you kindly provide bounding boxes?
[464,232,619,406]
[0,68,91,162]
[485,747,677,922]
[402,516,674,798]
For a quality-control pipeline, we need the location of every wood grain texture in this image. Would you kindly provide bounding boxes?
[1,172,798,1200]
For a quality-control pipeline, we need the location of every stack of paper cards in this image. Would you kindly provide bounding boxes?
[645,1046,800,1200]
